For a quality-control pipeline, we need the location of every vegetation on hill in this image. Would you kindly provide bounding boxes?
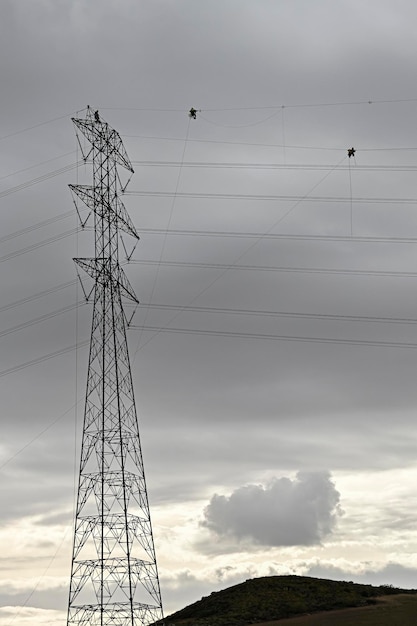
[159,575,417,626]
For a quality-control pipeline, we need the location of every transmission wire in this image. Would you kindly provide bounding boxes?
[198,109,282,129]
[104,96,417,114]
[0,227,80,266]
[0,109,86,144]
[130,160,417,172]
[135,155,347,351]
[129,259,417,279]
[348,156,354,236]
[133,302,417,326]
[0,280,76,314]
[134,116,192,353]
[125,190,417,205]
[134,227,417,245]
[5,524,72,626]
[0,150,76,183]
[0,161,81,199]
[124,133,417,153]
[130,324,417,349]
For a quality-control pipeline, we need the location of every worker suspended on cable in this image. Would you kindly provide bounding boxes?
[189,107,197,119]
[348,147,356,158]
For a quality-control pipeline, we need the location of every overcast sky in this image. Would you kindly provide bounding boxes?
[3,0,417,624]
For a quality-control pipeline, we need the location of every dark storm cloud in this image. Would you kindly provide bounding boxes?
[201,472,342,547]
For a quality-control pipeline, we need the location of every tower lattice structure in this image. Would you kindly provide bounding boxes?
[67,107,164,626]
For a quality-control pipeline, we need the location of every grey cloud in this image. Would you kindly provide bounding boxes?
[161,570,221,617]
[33,510,73,527]
[161,562,417,617]
[3,0,417,618]
[161,565,267,616]
[201,471,342,548]
[306,562,417,590]
[0,581,68,612]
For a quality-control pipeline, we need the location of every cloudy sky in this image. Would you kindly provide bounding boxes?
[3,0,417,624]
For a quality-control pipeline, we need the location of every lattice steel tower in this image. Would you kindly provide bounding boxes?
[67,107,164,626]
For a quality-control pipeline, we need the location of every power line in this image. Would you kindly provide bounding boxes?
[0,227,79,265]
[136,227,417,245]
[0,210,74,246]
[1,308,412,381]
[0,161,81,200]
[135,154,335,317]
[124,133,344,150]
[0,402,79,471]
[132,156,352,351]
[201,97,417,111]
[199,109,281,129]
[2,100,415,150]
[130,324,417,349]
[0,340,89,379]
[0,150,77,182]
[135,116,192,353]
[125,190,417,204]
[130,258,417,278]
[135,302,417,326]
[0,280,76,314]
[131,160,417,172]
[0,110,84,143]
[123,133,417,153]
[105,96,417,113]
[0,301,86,342]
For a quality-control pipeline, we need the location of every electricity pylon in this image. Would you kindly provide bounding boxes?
[67,107,163,626]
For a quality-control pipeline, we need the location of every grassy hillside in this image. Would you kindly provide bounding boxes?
[257,593,417,625]
[160,575,417,626]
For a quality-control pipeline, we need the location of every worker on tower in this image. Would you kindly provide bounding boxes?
[347,147,356,158]
[189,107,197,119]
[94,110,100,123]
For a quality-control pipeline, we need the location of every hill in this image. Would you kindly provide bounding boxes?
[159,575,417,626]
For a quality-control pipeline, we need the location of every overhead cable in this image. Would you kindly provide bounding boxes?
[0,150,77,182]
[136,227,417,244]
[0,161,82,199]
[0,111,84,143]
[0,227,80,265]
[123,134,417,153]
[130,160,417,172]
[0,280,76,314]
[136,302,417,325]
[104,96,417,113]
[130,324,417,349]
[0,302,86,342]
[0,340,89,379]
[125,190,417,204]
[130,258,417,278]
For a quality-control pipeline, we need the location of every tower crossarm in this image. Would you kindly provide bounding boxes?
[74,258,139,303]
[68,602,164,626]
[72,108,134,172]
[69,184,139,240]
